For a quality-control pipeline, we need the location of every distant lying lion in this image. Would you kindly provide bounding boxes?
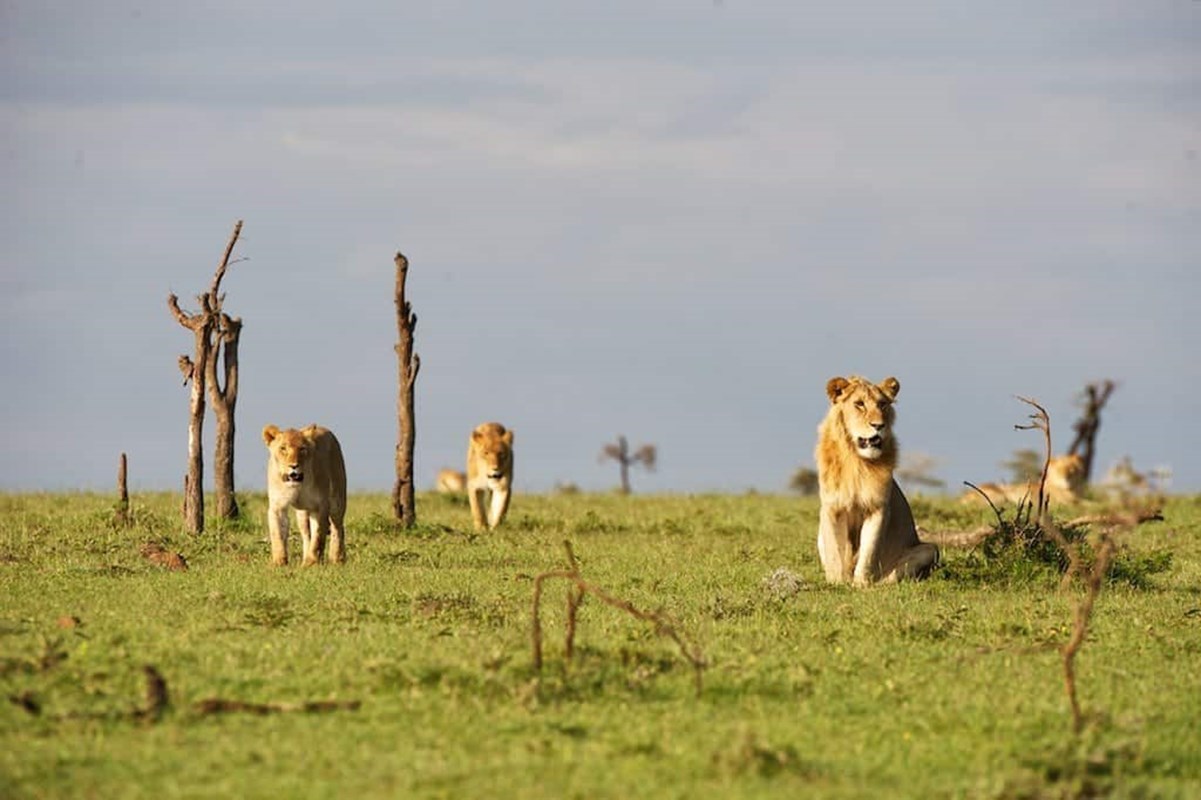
[963,454,1086,507]
[466,422,513,531]
[435,468,467,493]
[814,376,939,586]
[262,424,347,566]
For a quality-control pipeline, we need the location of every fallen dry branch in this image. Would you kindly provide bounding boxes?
[10,665,171,723]
[137,665,170,722]
[8,664,359,723]
[1065,509,1164,528]
[531,541,706,696]
[193,698,361,716]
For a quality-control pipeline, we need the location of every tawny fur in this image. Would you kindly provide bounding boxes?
[814,376,939,586]
[262,424,347,566]
[466,422,514,531]
[962,454,1086,506]
[435,468,467,493]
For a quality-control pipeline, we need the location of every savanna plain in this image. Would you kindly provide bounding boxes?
[2,490,1199,799]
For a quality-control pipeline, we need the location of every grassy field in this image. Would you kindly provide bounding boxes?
[1,489,1199,799]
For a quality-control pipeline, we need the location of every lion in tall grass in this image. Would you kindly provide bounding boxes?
[814,376,939,586]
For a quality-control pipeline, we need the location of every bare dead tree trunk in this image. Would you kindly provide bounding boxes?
[115,452,131,527]
[392,252,421,526]
[168,220,245,534]
[1067,380,1115,484]
[205,221,245,519]
[169,302,214,534]
[615,436,631,494]
[207,313,242,518]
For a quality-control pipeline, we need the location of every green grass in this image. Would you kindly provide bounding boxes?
[2,490,1200,799]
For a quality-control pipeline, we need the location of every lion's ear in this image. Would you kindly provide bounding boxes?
[879,377,900,400]
[301,425,319,444]
[502,429,514,446]
[826,377,850,403]
[262,425,280,446]
[471,429,483,443]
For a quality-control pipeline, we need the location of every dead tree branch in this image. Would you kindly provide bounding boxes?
[205,221,245,519]
[193,698,361,716]
[167,221,245,530]
[9,664,358,723]
[531,541,706,696]
[1014,396,1052,518]
[392,251,421,526]
[115,453,131,528]
[1041,517,1119,734]
[167,291,214,534]
[1067,380,1116,483]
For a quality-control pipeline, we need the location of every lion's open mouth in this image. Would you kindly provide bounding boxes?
[283,470,303,484]
[856,436,883,450]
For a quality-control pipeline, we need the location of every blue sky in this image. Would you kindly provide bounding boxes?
[2,1,1198,494]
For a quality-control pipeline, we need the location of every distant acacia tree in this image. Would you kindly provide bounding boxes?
[1001,448,1043,485]
[600,436,656,494]
[896,451,946,492]
[789,466,819,496]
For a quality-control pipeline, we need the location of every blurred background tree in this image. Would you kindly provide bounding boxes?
[789,466,819,496]
[600,436,656,494]
[1001,448,1043,484]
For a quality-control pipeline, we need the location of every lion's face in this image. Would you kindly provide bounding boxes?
[472,427,513,481]
[262,425,315,485]
[826,376,900,460]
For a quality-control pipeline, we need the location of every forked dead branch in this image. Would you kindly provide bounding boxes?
[1009,396,1160,734]
[167,220,246,531]
[531,541,706,695]
[1013,395,1053,519]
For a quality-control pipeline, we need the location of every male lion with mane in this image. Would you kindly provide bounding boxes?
[262,424,347,566]
[814,376,939,586]
[467,422,513,531]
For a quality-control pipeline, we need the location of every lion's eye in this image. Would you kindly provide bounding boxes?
[854,400,865,410]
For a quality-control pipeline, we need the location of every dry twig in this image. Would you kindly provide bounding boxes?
[193,698,361,716]
[1041,517,1119,734]
[531,541,706,695]
[1014,396,1052,518]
